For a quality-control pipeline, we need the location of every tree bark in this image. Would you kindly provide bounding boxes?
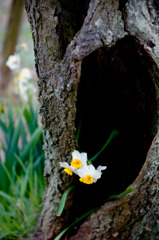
[1,0,24,91]
[70,130,159,240]
[25,0,159,239]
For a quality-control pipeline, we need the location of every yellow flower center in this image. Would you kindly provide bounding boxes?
[79,175,94,184]
[64,168,73,176]
[71,159,82,169]
[19,72,23,79]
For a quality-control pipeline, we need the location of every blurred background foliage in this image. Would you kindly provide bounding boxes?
[0,0,35,94]
[0,1,45,239]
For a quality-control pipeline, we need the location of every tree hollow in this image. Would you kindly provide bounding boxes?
[74,36,157,216]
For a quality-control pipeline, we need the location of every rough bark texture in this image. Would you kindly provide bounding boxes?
[25,0,159,239]
[70,130,159,240]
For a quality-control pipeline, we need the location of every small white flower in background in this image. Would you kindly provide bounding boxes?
[20,43,28,51]
[59,150,107,184]
[14,68,37,103]
[6,54,20,70]
[19,68,32,80]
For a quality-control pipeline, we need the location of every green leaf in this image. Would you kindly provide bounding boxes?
[33,155,43,169]
[8,99,14,130]
[6,105,25,164]
[21,120,27,148]
[57,185,75,216]
[20,164,31,197]
[20,126,42,160]
[75,115,83,145]
[0,161,14,188]
[14,154,27,173]
[23,102,43,159]
[0,222,19,237]
[6,119,21,163]
[28,99,39,126]
[0,191,15,203]
[89,129,120,162]
[6,123,14,148]
[0,119,7,135]
[106,186,134,202]
[55,207,99,240]
[23,107,36,134]
[0,161,8,191]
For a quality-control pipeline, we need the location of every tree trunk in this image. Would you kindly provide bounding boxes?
[1,0,24,91]
[25,0,159,239]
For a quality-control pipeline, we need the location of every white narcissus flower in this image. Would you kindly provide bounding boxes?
[59,162,77,176]
[71,150,88,169]
[18,80,28,102]
[59,150,87,175]
[16,68,36,102]
[77,164,107,184]
[59,150,107,184]
[6,54,20,70]
[20,91,29,102]
[18,68,32,80]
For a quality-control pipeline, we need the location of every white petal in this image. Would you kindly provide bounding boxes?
[76,167,88,178]
[72,150,88,168]
[80,152,87,164]
[77,164,106,183]
[59,161,77,174]
[88,165,101,181]
[6,55,20,70]
[19,78,28,85]
[97,165,107,172]
[20,68,32,79]
[21,94,28,102]
[59,162,70,168]
[72,150,81,160]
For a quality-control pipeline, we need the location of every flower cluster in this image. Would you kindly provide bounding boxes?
[6,43,37,102]
[6,54,20,70]
[60,150,107,184]
[14,68,36,102]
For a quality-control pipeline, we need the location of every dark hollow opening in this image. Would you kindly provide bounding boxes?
[74,36,157,216]
[58,0,90,55]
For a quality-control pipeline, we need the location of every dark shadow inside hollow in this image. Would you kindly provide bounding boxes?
[74,36,157,216]
[58,0,90,55]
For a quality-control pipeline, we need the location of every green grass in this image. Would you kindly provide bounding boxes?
[0,156,45,239]
[0,99,45,239]
[0,4,43,238]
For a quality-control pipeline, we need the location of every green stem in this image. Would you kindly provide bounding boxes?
[55,207,99,240]
[89,129,119,162]
[75,115,83,145]
[106,186,134,202]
